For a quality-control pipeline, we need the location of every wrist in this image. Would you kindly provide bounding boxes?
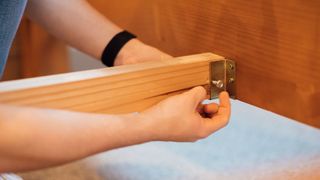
[114,39,147,66]
[118,112,157,143]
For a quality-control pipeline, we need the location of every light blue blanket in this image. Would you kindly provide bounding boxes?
[19,100,320,179]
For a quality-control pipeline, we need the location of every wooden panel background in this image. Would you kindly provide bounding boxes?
[88,0,320,127]
[18,18,69,78]
[2,18,69,81]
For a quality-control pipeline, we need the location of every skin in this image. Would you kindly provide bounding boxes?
[0,0,231,172]
[0,88,230,172]
[25,0,172,65]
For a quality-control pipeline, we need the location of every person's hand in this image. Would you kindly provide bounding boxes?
[141,86,231,142]
[114,39,172,65]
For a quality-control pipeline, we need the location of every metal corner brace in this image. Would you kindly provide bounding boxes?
[210,59,236,99]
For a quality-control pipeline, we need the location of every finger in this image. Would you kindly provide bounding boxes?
[198,94,211,113]
[218,91,231,109]
[199,103,218,118]
[196,103,205,114]
[161,53,173,60]
[204,103,219,114]
[203,91,231,133]
[215,91,231,121]
[183,86,207,108]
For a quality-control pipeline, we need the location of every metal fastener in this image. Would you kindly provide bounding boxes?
[212,80,224,88]
[229,77,235,83]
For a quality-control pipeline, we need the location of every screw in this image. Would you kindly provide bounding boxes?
[228,63,234,70]
[229,78,235,83]
[212,80,224,88]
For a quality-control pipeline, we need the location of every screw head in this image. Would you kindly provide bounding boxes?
[229,78,235,83]
[228,63,234,70]
[212,80,224,88]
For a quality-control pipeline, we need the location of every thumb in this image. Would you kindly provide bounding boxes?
[182,86,207,109]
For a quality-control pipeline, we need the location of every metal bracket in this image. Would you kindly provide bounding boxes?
[210,59,236,99]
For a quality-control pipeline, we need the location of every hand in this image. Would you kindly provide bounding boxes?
[141,86,231,142]
[114,39,172,65]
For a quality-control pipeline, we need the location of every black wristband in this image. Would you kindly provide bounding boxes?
[101,30,137,67]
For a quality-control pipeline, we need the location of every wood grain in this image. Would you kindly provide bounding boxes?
[0,53,222,114]
[2,18,70,81]
[2,18,69,80]
[88,0,320,127]
[19,18,70,78]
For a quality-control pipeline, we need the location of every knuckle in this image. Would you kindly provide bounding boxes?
[192,86,206,96]
[186,137,198,142]
[197,86,207,96]
[197,130,208,139]
[221,115,230,124]
[225,116,231,125]
[220,117,230,128]
[190,139,198,143]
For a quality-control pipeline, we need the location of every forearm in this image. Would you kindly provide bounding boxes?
[0,104,151,172]
[26,0,122,59]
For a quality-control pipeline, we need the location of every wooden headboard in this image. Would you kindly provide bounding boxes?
[88,0,320,127]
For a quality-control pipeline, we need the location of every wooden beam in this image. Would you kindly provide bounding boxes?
[0,53,223,114]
